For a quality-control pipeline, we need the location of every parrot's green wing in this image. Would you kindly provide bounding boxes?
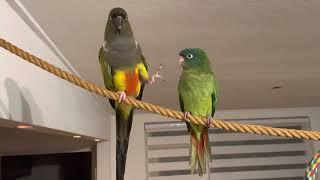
[178,93,184,113]
[136,43,148,101]
[136,45,148,101]
[99,47,116,109]
[211,76,219,117]
[140,44,148,71]
[178,91,192,132]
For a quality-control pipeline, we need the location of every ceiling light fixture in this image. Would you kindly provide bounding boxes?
[272,86,282,90]
[94,139,100,142]
[16,125,33,129]
[73,135,82,138]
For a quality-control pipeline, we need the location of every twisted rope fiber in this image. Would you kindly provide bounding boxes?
[1,37,320,141]
[306,151,320,180]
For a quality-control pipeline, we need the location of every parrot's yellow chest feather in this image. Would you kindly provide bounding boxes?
[113,67,141,97]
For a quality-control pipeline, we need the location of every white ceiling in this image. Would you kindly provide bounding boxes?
[15,0,320,110]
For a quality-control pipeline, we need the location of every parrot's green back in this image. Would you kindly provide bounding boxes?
[178,48,218,176]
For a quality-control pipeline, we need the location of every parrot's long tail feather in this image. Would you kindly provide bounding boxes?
[116,106,134,180]
[203,128,212,162]
[189,128,211,176]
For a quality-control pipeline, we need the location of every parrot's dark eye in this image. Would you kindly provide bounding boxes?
[111,14,126,20]
[186,54,193,59]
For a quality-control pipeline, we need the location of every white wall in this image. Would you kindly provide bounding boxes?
[0,0,110,140]
[113,107,320,180]
[0,2,112,179]
[97,142,111,180]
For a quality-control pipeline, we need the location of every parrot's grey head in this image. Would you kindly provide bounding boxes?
[107,7,129,34]
[178,48,212,72]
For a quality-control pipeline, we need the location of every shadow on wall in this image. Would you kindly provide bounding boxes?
[0,98,9,118]
[0,78,44,125]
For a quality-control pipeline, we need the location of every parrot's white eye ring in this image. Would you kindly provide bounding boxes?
[186,54,193,59]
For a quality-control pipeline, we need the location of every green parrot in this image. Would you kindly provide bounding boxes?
[98,7,162,180]
[177,48,218,176]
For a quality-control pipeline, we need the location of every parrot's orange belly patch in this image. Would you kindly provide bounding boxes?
[125,71,139,96]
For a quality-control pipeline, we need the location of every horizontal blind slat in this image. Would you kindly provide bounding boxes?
[145,118,311,180]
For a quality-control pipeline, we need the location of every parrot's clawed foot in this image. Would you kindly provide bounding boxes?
[149,64,165,84]
[118,91,127,103]
[206,116,213,127]
[183,111,191,120]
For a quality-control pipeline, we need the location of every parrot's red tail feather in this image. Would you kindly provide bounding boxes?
[203,128,212,162]
[189,128,211,176]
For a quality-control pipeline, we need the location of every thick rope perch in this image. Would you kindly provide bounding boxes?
[1,37,320,140]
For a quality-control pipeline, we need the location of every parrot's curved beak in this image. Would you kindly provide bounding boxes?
[178,56,184,67]
[114,16,123,33]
